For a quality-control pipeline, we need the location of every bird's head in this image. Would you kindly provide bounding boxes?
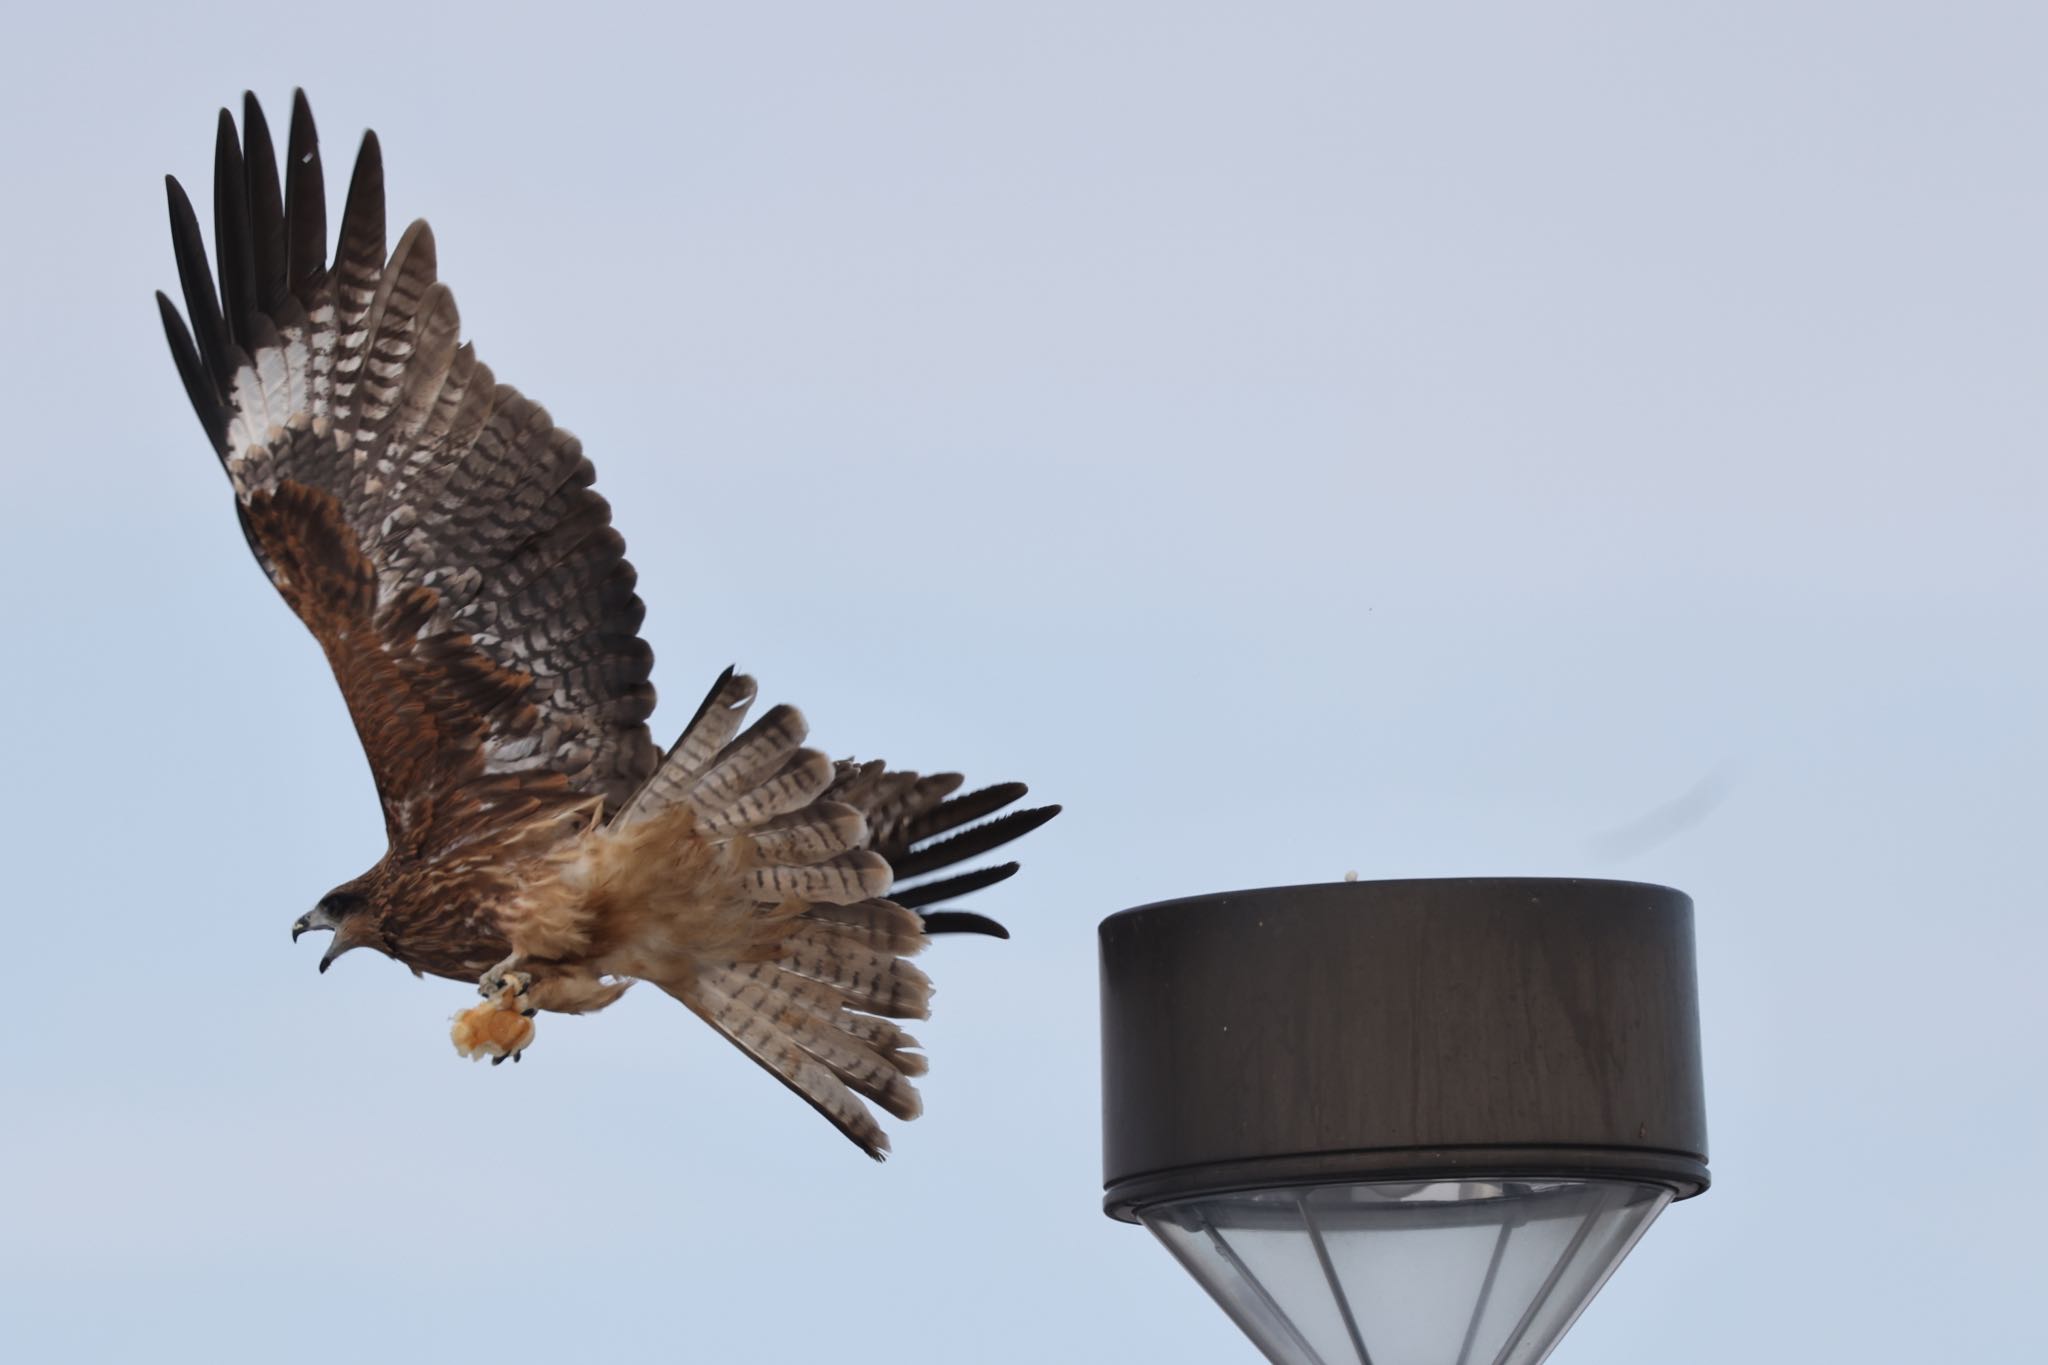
[292,886,385,974]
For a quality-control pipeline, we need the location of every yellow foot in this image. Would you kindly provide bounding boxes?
[451,984,536,1065]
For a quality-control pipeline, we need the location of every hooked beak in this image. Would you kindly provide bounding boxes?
[294,896,374,974]
[292,906,347,971]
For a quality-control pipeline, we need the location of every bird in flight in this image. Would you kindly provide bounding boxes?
[157,91,1057,1159]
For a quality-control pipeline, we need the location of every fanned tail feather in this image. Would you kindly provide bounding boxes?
[666,928,927,1159]
[617,666,1056,1155]
[620,670,938,1157]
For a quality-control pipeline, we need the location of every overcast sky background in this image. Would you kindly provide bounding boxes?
[2,4,2042,1362]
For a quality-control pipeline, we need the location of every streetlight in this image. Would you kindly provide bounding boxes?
[1100,878,1709,1365]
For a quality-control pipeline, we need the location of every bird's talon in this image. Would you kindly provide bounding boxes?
[478,965,533,1003]
[491,1053,506,1067]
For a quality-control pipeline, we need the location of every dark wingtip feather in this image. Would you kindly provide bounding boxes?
[284,89,326,292]
[917,912,1011,939]
[158,291,229,454]
[894,861,1022,911]
[904,781,1029,845]
[212,107,255,350]
[352,130,385,197]
[240,92,289,316]
[334,127,387,278]
[165,173,227,400]
[892,803,1063,880]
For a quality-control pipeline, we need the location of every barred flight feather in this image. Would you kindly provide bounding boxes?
[746,802,869,864]
[679,970,893,1152]
[805,899,931,954]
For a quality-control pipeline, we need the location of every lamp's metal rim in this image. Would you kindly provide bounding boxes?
[1104,1144,1711,1223]
[1103,876,1688,932]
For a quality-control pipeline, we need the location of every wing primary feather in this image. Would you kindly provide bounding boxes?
[890,803,1062,880]
[388,281,460,439]
[239,92,289,316]
[329,130,387,418]
[212,107,255,350]
[893,861,1022,912]
[157,291,229,454]
[904,781,1030,844]
[681,666,740,748]
[338,130,387,275]
[915,911,1012,939]
[165,175,228,401]
[353,218,438,455]
[283,89,327,294]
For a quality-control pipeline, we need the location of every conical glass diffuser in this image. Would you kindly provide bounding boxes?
[1140,1178,1672,1365]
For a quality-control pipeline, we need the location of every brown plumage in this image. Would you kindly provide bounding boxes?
[158,92,1058,1158]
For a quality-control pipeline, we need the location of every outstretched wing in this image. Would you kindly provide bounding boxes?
[158,92,658,850]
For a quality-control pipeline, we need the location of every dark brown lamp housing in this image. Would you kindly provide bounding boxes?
[1099,878,1710,1365]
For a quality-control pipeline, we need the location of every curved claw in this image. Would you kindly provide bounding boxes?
[491,1053,506,1067]
[480,967,535,1003]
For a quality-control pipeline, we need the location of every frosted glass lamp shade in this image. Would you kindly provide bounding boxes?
[1141,1178,1671,1365]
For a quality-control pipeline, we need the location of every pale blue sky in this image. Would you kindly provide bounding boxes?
[2,4,2042,1361]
